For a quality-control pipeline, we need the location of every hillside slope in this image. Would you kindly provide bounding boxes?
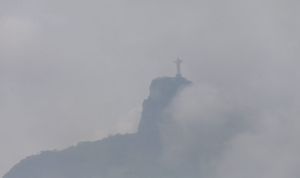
[3,77,192,178]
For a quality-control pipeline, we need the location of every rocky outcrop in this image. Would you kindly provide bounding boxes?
[138,76,192,136]
[3,76,192,178]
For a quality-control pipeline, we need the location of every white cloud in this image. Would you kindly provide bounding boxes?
[114,106,142,134]
[217,104,300,178]
[2,0,300,177]
[161,81,300,177]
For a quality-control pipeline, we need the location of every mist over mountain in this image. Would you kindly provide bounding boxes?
[5,72,300,178]
[3,76,193,178]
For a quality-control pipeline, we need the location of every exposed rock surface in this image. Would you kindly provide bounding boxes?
[3,77,192,178]
[138,77,192,137]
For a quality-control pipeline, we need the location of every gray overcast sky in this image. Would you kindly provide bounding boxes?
[1,0,300,177]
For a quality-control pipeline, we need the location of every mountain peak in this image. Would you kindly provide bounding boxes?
[138,77,192,136]
[3,76,192,178]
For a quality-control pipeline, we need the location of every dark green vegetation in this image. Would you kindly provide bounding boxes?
[4,77,192,178]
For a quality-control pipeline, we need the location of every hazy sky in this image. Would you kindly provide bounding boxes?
[1,0,300,177]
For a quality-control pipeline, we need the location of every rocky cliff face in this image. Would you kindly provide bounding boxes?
[138,77,192,135]
[3,76,192,178]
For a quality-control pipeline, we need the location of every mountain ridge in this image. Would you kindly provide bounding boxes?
[3,76,192,178]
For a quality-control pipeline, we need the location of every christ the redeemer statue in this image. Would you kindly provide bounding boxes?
[174,58,183,78]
